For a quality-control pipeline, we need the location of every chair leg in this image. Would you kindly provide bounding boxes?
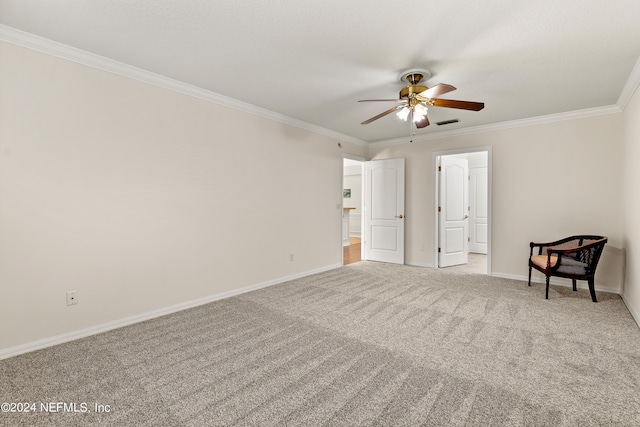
[545,276,550,299]
[588,278,597,303]
[572,279,577,292]
[528,265,532,286]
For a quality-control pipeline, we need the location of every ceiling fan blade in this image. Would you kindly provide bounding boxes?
[361,105,406,124]
[415,115,430,128]
[417,83,456,99]
[358,99,403,102]
[431,98,485,111]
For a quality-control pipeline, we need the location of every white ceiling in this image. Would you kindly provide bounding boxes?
[2,0,640,144]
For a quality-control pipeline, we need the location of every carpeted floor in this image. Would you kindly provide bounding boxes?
[2,262,640,426]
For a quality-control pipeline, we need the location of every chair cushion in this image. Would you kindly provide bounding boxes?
[556,257,588,275]
[531,255,557,269]
[531,254,587,275]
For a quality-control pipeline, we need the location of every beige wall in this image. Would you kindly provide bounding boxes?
[1,37,637,355]
[622,84,640,321]
[368,113,625,291]
[0,41,366,352]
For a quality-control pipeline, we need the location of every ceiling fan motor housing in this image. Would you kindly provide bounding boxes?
[400,85,428,100]
[399,69,430,100]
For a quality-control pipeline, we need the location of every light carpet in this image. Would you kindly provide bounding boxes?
[2,261,640,426]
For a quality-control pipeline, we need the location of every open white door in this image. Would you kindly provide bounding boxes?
[439,156,469,267]
[469,166,488,254]
[364,158,405,264]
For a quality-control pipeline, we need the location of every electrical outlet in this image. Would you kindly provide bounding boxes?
[289,253,294,261]
[66,291,78,306]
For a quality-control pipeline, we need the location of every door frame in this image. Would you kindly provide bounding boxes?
[433,146,492,274]
[342,154,367,266]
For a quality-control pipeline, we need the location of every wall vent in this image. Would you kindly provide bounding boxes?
[436,119,460,126]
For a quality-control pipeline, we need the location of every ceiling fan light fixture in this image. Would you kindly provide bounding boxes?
[396,107,411,121]
[397,104,428,123]
[413,104,428,122]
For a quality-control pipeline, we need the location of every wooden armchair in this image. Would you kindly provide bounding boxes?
[528,235,607,302]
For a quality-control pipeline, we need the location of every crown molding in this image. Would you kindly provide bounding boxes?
[0,25,367,148]
[368,105,622,148]
[368,56,640,147]
[367,56,640,147]
[617,55,640,110]
[2,24,637,150]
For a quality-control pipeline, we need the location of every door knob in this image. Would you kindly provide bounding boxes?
[397,214,404,219]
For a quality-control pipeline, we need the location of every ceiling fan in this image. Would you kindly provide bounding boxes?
[359,69,484,130]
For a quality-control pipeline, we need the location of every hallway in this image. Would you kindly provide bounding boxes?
[440,253,487,274]
[343,237,361,265]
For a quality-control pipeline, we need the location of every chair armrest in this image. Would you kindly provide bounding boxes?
[530,241,551,256]
[530,236,579,255]
[531,236,581,249]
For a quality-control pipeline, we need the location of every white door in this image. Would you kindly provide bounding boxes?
[364,158,405,264]
[469,166,488,254]
[439,156,469,267]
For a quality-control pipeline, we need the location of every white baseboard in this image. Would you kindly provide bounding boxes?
[621,294,640,328]
[4,263,632,360]
[406,260,434,268]
[491,272,621,294]
[0,263,341,360]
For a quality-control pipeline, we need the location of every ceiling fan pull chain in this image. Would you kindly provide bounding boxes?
[410,110,416,137]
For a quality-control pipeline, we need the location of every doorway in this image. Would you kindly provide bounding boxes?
[343,157,364,265]
[342,156,407,266]
[434,147,491,274]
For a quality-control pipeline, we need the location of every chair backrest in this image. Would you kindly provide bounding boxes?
[575,237,607,275]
